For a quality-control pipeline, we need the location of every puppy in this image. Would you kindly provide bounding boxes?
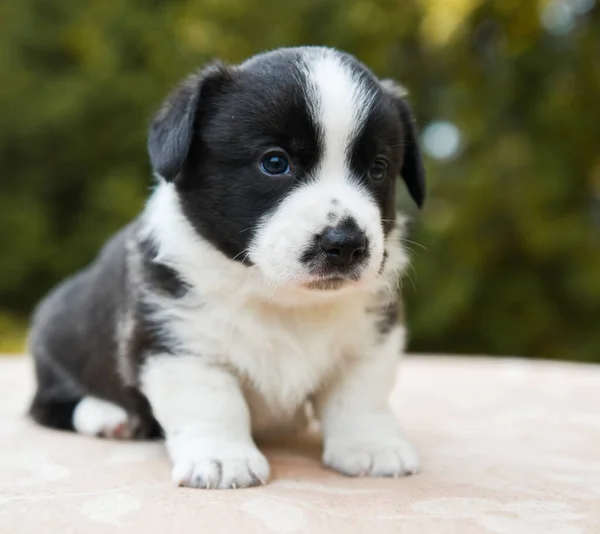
[28,46,426,489]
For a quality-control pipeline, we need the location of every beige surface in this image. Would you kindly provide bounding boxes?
[0,355,599,534]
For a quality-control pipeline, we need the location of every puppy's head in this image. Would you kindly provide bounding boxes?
[148,47,425,292]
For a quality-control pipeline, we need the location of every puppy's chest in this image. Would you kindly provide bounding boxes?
[173,296,373,414]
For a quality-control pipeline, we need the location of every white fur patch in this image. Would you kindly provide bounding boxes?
[304,49,375,180]
[73,397,132,439]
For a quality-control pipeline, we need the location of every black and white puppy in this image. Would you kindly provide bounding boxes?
[28,46,426,489]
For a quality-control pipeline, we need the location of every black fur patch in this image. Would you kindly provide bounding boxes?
[349,87,425,235]
[129,300,181,359]
[174,50,323,263]
[29,396,79,431]
[349,97,401,236]
[138,237,189,298]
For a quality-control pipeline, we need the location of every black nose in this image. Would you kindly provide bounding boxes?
[319,225,367,267]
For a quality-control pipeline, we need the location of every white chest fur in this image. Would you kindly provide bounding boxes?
[151,287,377,433]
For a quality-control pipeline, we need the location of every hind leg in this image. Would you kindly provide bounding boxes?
[32,392,138,440]
[31,384,140,440]
[29,348,135,439]
[30,349,161,440]
[32,389,158,440]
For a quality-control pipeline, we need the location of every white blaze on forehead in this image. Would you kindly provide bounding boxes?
[304,50,376,179]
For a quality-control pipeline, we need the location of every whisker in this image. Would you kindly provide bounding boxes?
[400,238,427,251]
[400,263,417,293]
[229,248,250,264]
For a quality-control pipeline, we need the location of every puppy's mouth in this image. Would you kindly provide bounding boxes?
[300,267,365,291]
[302,277,350,291]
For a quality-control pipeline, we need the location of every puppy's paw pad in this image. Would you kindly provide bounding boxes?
[324,439,420,478]
[172,446,270,489]
[73,397,133,439]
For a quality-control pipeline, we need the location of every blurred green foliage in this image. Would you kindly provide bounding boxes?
[1,0,598,360]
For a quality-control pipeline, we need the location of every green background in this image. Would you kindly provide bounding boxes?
[1,0,599,361]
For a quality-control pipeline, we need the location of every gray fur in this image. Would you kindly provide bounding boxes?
[28,222,163,437]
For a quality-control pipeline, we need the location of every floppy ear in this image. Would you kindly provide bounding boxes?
[147,62,232,181]
[380,79,426,208]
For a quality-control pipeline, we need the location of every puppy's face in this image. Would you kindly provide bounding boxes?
[148,47,425,291]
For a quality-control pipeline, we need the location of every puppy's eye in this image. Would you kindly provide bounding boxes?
[368,158,388,181]
[259,152,291,176]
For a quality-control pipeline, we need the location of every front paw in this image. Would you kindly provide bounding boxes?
[170,441,270,489]
[324,437,420,478]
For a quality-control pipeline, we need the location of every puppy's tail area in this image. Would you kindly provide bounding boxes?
[27,339,81,432]
[28,394,80,432]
